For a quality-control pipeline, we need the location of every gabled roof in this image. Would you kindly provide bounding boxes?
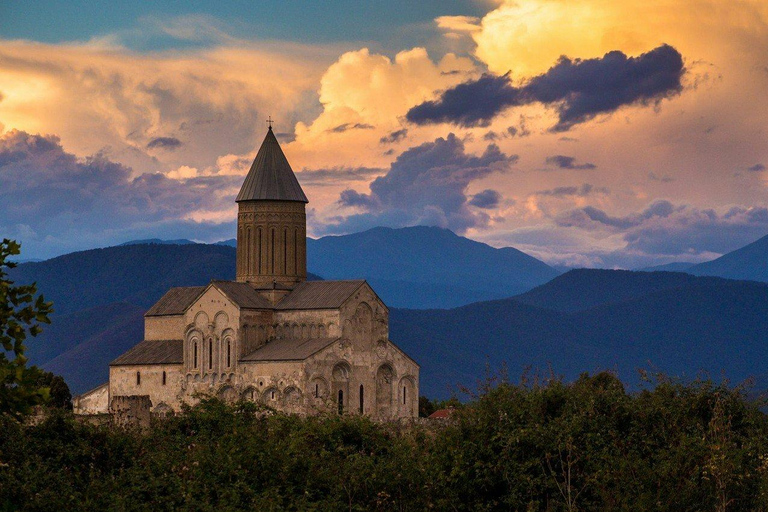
[276,280,366,310]
[212,281,272,309]
[110,339,183,366]
[240,337,339,362]
[236,127,308,203]
[145,286,205,316]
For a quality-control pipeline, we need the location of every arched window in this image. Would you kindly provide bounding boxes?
[315,383,319,398]
[193,342,198,368]
[136,371,141,386]
[294,228,299,274]
[227,340,231,367]
[208,339,213,370]
[403,386,406,404]
[271,389,276,400]
[162,371,167,385]
[338,389,344,415]
[359,385,364,414]
[283,228,288,273]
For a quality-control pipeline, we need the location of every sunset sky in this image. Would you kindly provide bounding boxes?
[2,0,768,267]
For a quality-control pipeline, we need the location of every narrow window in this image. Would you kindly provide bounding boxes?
[227,340,231,367]
[136,371,141,386]
[246,228,251,275]
[162,371,166,385]
[315,383,319,398]
[283,228,287,273]
[403,386,407,404]
[359,385,364,414]
[271,390,275,400]
[208,339,213,370]
[257,227,262,274]
[271,229,275,273]
[193,342,198,368]
[294,229,298,274]
[338,389,344,415]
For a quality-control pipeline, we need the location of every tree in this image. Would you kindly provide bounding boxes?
[0,239,54,417]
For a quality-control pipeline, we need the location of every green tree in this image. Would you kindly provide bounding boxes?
[0,239,54,417]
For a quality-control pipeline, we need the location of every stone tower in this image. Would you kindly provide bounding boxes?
[236,126,308,288]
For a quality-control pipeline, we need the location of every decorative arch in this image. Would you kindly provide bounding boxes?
[194,311,209,330]
[309,376,329,400]
[217,385,237,404]
[332,361,351,381]
[283,386,302,412]
[376,363,395,419]
[262,386,280,404]
[242,386,258,401]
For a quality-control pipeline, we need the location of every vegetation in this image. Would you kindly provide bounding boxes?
[3,373,768,511]
[0,239,55,417]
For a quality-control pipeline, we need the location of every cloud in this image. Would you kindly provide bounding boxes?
[555,200,768,257]
[324,133,517,234]
[379,128,408,144]
[435,16,482,34]
[545,155,596,170]
[469,189,502,209]
[748,163,766,172]
[535,184,608,197]
[146,136,183,150]
[327,123,375,133]
[648,172,674,182]
[0,129,239,258]
[295,166,383,186]
[406,45,685,131]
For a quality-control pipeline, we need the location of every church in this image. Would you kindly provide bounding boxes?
[74,126,419,420]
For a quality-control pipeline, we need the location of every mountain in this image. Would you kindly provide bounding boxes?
[638,262,696,272]
[120,238,196,246]
[124,227,560,309]
[306,226,559,308]
[392,270,768,397]
[689,233,768,282]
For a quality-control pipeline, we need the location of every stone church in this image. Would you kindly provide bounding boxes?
[74,127,419,419]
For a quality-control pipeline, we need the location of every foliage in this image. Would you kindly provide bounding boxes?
[2,374,768,510]
[0,239,54,417]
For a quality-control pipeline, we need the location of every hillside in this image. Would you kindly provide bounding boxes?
[689,233,768,282]
[306,226,559,308]
[392,271,768,396]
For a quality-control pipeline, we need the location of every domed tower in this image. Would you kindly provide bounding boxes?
[236,126,308,288]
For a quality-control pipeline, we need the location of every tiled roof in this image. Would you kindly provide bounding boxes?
[110,339,183,366]
[428,408,456,419]
[236,127,308,203]
[145,286,204,316]
[240,337,338,362]
[276,280,365,310]
[212,281,272,309]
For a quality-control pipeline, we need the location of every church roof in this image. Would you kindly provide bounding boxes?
[276,280,367,310]
[212,281,273,309]
[236,127,308,203]
[240,337,339,362]
[110,339,183,366]
[145,286,205,316]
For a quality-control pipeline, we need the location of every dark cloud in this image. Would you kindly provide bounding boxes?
[406,44,685,131]
[483,131,500,141]
[146,136,183,150]
[748,163,766,172]
[328,123,375,133]
[379,128,408,144]
[536,184,608,197]
[0,129,238,259]
[469,189,502,209]
[324,133,517,234]
[295,167,383,186]
[648,172,674,182]
[556,200,768,257]
[545,155,596,170]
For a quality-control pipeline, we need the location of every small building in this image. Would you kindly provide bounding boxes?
[75,126,420,420]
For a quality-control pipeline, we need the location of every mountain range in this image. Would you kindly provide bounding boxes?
[9,227,768,397]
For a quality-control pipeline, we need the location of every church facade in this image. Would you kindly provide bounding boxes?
[75,127,419,419]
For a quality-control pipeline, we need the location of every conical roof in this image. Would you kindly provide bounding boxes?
[236,127,308,203]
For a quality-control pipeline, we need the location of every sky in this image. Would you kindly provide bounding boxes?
[1,0,768,267]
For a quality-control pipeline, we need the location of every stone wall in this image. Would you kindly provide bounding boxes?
[110,395,152,428]
[73,382,109,415]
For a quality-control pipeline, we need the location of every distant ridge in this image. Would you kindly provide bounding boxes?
[689,233,768,282]
[120,238,196,246]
